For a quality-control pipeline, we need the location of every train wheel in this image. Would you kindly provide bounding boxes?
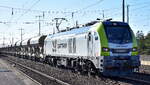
[53,59,58,67]
[43,56,48,64]
[83,61,96,76]
[72,61,78,73]
[39,58,44,63]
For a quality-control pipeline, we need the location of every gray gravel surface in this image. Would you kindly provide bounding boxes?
[1,55,141,85]
[140,55,150,61]
[140,65,150,74]
[139,55,150,74]
[1,55,122,85]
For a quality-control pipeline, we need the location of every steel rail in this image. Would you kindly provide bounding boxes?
[6,59,70,85]
[118,76,150,85]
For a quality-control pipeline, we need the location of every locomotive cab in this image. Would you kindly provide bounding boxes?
[97,21,140,76]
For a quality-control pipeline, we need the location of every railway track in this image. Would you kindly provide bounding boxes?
[2,54,150,85]
[5,57,70,85]
[122,77,150,85]
[0,54,122,85]
[116,73,150,85]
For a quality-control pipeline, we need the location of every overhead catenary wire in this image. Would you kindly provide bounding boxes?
[0,0,149,17]
[0,1,149,35]
[0,5,120,15]
[0,5,44,13]
[22,0,33,8]
[15,0,41,22]
[130,4,150,11]
[74,0,104,13]
[129,1,150,7]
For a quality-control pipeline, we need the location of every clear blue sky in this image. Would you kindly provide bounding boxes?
[0,0,150,45]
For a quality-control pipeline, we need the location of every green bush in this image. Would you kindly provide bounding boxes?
[136,31,150,55]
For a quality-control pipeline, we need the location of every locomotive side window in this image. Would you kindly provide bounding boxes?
[95,37,98,40]
[94,32,98,40]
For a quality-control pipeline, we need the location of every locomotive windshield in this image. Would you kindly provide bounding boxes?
[105,26,132,44]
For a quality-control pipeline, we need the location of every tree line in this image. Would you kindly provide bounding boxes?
[136,31,150,55]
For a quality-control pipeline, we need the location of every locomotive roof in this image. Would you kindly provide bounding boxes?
[103,21,129,26]
[46,21,128,39]
[48,25,94,38]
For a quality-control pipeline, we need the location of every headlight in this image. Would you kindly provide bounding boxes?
[132,47,137,52]
[102,47,110,52]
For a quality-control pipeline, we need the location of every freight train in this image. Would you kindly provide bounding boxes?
[0,20,140,76]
